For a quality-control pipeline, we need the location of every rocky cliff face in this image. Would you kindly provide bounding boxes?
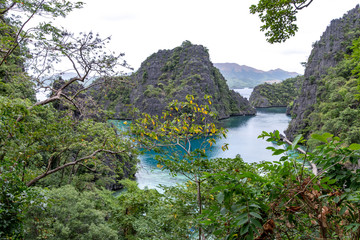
[94,41,255,120]
[285,5,360,140]
[131,41,256,119]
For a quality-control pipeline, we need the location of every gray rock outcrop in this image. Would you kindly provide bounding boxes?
[285,5,360,140]
[93,41,256,120]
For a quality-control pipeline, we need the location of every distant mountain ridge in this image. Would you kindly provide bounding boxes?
[214,63,300,88]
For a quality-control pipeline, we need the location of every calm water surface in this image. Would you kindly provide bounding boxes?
[135,106,291,189]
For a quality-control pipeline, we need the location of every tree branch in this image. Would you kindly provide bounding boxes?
[0,0,45,66]
[0,2,16,15]
[26,148,126,186]
[60,92,82,114]
[293,0,313,10]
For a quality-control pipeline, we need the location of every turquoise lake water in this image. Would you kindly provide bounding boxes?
[135,107,291,189]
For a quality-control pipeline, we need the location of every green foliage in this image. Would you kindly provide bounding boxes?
[111,179,193,239]
[250,0,313,43]
[303,39,360,145]
[161,47,181,72]
[131,95,227,180]
[0,1,138,239]
[200,156,265,239]
[250,75,304,108]
[255,131,360,239]
[0,96,137,188]
[349,36,360,100]
[131,95,228,238]
[89,76,133,119]
[195,131,360,239]
[0,156,43,239]
[24,185,118,240]
[2,1,360,239]
[144,84,163,98]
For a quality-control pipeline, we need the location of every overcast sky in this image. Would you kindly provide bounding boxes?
[53,0,359,74]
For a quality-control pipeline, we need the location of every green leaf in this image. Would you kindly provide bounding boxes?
[250,218,263,228]
[237,216,249,226]
[273,149,285,155]
[246,234,253,240]
[292,134,302,150]
[349,143,360,151]
[249,204,261,209]
[240,224,249,235]
[340,206,347,215]
[311,133,328,143]
[232,204,246,212]
[249,212,262,219]
[236,213,249,221]
[328,179,337,185]
[322,132,334,139]
[220,207,227,215]
[217,192,224,204]
[320,177,330,184]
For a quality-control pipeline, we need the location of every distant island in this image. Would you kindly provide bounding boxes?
[249,75,303,109]
[91,41,256,120]
[214,63,299,88]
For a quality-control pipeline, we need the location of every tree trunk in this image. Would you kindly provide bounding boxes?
[195,177,204,240]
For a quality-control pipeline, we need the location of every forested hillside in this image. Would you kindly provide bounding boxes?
[286,5,360,143]
[1,1,360,240]
[249,75,303,108]
[0,1,139,238]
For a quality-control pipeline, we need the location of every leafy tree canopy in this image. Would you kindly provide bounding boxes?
[250,0,313,43]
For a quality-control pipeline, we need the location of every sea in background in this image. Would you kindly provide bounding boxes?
[134,88,291,189]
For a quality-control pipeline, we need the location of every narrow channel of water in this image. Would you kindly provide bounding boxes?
[135,107,291,189]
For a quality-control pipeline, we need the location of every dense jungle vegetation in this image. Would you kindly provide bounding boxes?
[304,37,360,146]
[249,76,303,108]
[1,0,360,240]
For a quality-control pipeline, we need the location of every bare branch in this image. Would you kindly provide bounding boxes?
[78,163,96,172]
[60,92,82,114]
[0,0,46,66]
[29,92,61,109]
[26,148,127,186]
[293,0,313,10]
[280,134,318,175]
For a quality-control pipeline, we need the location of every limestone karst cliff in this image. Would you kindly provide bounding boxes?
[249,76,303,109]
[285,5,360,142]
[92,41,256,120]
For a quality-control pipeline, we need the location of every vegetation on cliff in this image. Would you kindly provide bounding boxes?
[249,75,303,108]
[286,6,360,143]
[0,1,138,238]
[304,37,360,146]
[93,41,256,120]
[2,1,360,240]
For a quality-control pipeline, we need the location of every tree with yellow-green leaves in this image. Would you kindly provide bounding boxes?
[131,95,228,240]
